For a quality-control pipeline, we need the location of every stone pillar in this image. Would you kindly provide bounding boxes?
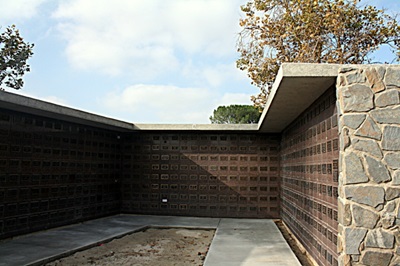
[337,66,400,265]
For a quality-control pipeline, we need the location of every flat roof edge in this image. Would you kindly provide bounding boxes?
[0,91,135,131]
[280,63,341,77]
[257,63,341,132]
[133,123,259,131]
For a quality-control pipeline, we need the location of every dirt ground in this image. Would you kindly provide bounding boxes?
[45,228,215,266]
[45,222,313,266]
[275,220,314,266]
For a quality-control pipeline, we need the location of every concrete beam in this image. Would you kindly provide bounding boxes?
[133,123,258,131]
[258,63,340,132]
[0,91,135,131]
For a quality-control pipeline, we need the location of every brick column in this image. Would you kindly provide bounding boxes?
[337,66,400,265]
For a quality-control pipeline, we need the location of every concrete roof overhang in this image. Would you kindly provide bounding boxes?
[258,63,340,133]
[0,92,135,132]
[0,63,341,133]
[134,63,341,132]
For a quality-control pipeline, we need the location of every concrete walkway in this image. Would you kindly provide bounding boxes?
[204,219,301,266]
[0,214,301,266]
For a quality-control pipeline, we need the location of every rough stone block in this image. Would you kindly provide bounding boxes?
[386,187,400,201]
[346,70,366,84]
[341,84,374,112]
[376,89,400,107]
[384,153,400,170]
[381,212,396,229]
[391,255,400,266]
[344,152,369,184]
[370,107,400,124]
[382,126,400,151]
[377,66,387,80]
[366,67,385,93]
[385,201,397,212]
[338,254,351,266]
[398,205,400,219]
[355,117,382,141]
[345,186,385,208]
[340,67,357,73]
[341,128,351,151]
[342,114,366,129]
[352,204,379,229]
[384,67,400,88]
[365,155,391,183]
[360,250,393,266]
[365,229,395,248]
[394,171,400,185]
[344,228,367,254]
[339,199,352,226]
[339,75,347,87]
[350,254,360,262]
[352,138,383,159]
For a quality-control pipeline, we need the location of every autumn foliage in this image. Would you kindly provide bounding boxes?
[237,0,400,109]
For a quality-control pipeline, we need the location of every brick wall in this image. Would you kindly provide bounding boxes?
[0,109,121,239]
[0,107,282,239]
[280,86,339,266]
[121,132,281,218]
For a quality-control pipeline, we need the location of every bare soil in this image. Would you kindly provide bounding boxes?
[45,228,215,266]
[45,221,313,266]
[275,220,314,266]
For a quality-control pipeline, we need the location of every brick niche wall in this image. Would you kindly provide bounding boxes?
[121,132,280,218]
[280,86,339,266]
[0,109,122,239]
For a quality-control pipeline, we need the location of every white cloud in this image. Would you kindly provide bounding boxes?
[165,0,241,56]
[181,61,251,88]
[52,0,245,78]
[0,0,46,22]
[101,84,253,123]
[202,63,252,88]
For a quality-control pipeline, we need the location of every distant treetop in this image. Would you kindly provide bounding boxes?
[210,105,261,124]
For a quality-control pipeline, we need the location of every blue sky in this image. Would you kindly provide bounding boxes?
[1,0,399,124]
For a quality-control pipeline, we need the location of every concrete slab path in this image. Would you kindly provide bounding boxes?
[204,218,301,266]
[0,214,301,266]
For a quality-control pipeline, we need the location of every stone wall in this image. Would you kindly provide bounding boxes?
[0,108,121,239]
[337,66,400,265]
[121,132,281,218]
[281,86,340,266]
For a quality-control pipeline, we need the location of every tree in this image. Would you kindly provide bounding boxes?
[237,0,400,109]
[0,25,34,91]
[210,105,261,124]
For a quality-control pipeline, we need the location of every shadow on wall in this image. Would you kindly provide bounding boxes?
[120,132,281,219]
[280,86,339,266]
[0,108,281,240]
[0,109,122,240]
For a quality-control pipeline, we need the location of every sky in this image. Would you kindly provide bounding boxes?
[0,0,399,124]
